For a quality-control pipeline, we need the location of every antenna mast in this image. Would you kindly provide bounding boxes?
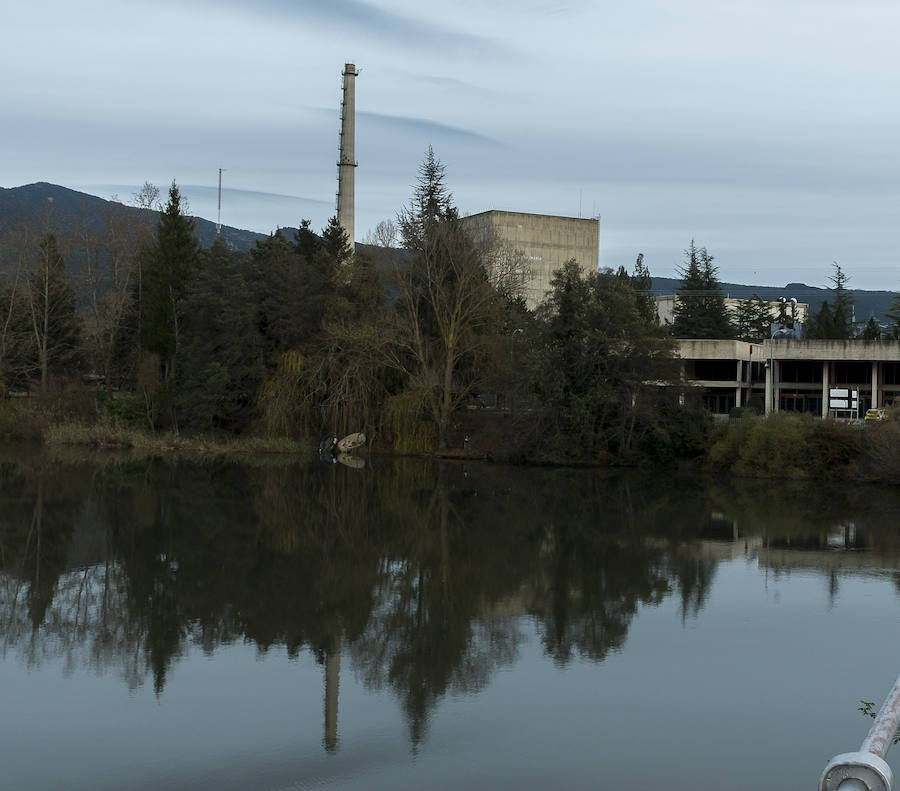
[216,168,225,235]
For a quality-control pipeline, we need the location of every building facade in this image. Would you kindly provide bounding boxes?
[655,295,809,327]
[677,339,900,416]
[460,210,599,309]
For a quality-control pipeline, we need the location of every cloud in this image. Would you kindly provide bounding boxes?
[358,110,502,148]
[177,0,506,56]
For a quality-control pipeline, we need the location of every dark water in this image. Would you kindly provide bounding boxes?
[2,446,900,790]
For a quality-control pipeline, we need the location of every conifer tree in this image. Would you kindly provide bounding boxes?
[886,292,900,339]
[142,182,198,381]
[733,293,772,342]
[808,263,855,339]
[631,252,658,324]
[322,215,352,267]
[389,147,499,449]
[27,234,82,391]
[860,316,881,340]
[670,241,734,339]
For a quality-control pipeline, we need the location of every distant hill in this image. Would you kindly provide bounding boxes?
[0,182,273,251]
[2,183,895,323]
[650,277,896,324]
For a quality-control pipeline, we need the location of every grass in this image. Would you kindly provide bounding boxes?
[43,420,311,456]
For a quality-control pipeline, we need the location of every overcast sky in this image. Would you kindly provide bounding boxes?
[3,0,898,291]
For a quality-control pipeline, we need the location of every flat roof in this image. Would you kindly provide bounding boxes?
[461,209,599,224]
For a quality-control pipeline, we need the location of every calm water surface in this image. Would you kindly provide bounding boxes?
[2,446,900,790]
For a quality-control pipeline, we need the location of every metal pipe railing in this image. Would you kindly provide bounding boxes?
[820,672,900,791]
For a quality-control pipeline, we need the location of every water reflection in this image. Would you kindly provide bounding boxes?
[2,448,900,753]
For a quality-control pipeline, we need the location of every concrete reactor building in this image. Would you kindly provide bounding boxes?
[460,210,599,309]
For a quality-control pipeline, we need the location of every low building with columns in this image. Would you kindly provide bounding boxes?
[676,339,900,416]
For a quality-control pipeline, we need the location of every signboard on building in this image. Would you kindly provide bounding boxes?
[829,388,859,417]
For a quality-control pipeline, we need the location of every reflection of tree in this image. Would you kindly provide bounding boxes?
[532,520,670,664]
[667,553,717,622]
[350,469,526,745]
[0,456,143,682]
[10,453,898,753]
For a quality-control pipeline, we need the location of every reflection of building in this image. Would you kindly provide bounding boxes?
[461,210,599,309]
[676,339,900,415]
[655,295,809,327]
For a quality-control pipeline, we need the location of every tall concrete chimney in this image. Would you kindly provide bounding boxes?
[336,63,358,251]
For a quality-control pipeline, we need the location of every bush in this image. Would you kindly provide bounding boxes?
[707,412,861,479]
[857,418,900,485]
[103,394,152,430]
[734,412,813,477]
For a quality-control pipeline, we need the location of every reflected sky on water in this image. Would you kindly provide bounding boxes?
[2,447,900,790]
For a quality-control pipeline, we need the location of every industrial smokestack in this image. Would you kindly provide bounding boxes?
[336,63,358,252]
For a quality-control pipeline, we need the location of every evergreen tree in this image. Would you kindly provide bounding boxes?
[322,215,352,268]
[175,240,264,431]
[808,300,834,339]
[528,261,678,460]
[631,252,658,324]
[294,218,320,261]
[389,148,499,449]
[27,234,82,391]
[398,145,452,252]
[670,241,734,339]
[142,182,198,381]
[0,280,35,392]
[860,316,881,340]
[887,292,900,339]
[733,293,771,342]
[250,230,306,363]
[829,263,855,339]
[808,263,855,340]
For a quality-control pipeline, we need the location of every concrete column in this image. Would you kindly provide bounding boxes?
[872,361,880,409]
[765,361,773,415]
[773,360,780,412]
[736,360,742,407]
[337,63,358,249]
[821,360,830,418]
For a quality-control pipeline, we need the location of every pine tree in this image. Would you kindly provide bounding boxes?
[631,252,658,324]
[27,234,82,391]
[294,219,320,261]
[142,182,199,381]
[732,293,772,342]
[389,148,498,449]
[398,145,452,252]
[670,241,734,339]
[887,292,900,339]
[829,263,855,339]
[322,215,352,267]
[860,316,881,340]
[175,239,264,431]
[808,264,855,340]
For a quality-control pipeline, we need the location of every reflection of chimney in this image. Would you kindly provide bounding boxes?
[324,635,341,752]
[336,63,358,251]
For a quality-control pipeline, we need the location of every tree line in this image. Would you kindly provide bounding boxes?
[669,241,893,342]
[1,150,717,462]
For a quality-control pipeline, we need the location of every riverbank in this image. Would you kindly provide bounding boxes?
[5,391,900,480]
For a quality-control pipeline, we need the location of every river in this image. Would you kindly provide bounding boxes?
[1,446,899,790]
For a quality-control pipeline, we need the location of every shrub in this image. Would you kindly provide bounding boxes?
[707,412,862,479]
[103,394,152,430]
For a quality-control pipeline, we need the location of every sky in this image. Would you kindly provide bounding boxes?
[2,0,898,291]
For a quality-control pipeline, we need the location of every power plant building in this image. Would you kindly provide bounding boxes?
[461,210,599,309]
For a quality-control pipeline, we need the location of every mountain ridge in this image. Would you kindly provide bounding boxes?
[1,183,895,322]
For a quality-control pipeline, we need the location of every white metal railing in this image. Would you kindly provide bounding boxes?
[820,673,900,790]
